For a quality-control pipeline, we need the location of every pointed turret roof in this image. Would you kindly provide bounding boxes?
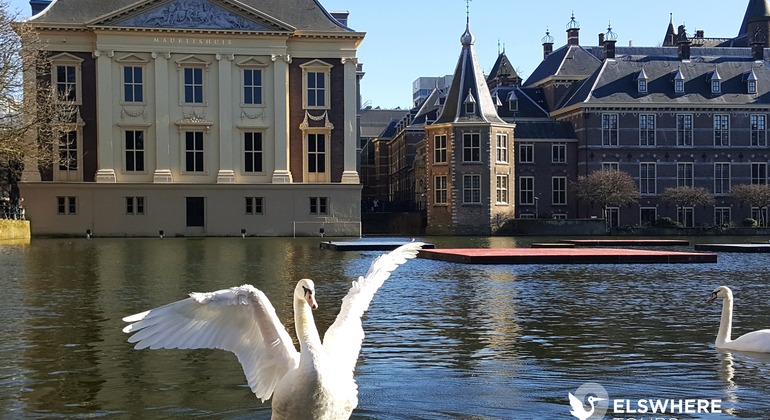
[739,0,770,37]
[435,21,505,124]
[487,51,521,88]
[663,13,676,46]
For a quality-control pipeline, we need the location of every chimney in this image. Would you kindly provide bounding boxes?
[329,11,349,27]
[677,25,691,60]
[604,25,618,60]
[598,33,605,45]
[542,29,555,59]
[29,0,51,15]
[566,13,580,46]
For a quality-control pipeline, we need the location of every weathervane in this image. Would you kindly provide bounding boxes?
[465,0,471,24]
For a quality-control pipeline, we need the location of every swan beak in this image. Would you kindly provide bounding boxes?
[707,292,718,303]
[305,290,318,310]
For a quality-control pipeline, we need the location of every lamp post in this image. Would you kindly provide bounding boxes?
[534,196,539,219]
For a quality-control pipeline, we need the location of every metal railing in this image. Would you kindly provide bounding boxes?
[0,204,25,220]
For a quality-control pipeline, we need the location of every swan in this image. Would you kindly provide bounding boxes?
[123,241,424,419]
[707,285,770,353]
[568,393,604,420]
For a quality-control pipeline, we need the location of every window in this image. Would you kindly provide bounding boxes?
[309,197,328,215]
[243,68,263,105]
[640,207,657,226]
[607,207,620,229]
[184,131,204,172]
[714,163,731,195]
[678,207,694,227]
[519,176,534,205]
[463,133,480,162]
[639,114,655,146]
[751,115,766,147]
[749,79,758,94]
[640,162,656,195]
[244,132,263,173]
[124,130,145,172]
[638,79,647,93]
[751,207,768,227]
[56,65,77,102]
[711,80,721,94]
[752,162,768,185]
[496,133,508,163]
[677,163,693,188]
[245,197,264,215]
[126,197,145,215]
[307,72,326,108]
[434,175,448,204]
[58,130,78,171]
[602,114,618,146]
[519,144,534,163]
[183,67,204,104]
[123,66,144,103]
[552,176,567,205]
[57,196,77,215]
[675,79,684,93]
[552,143,567,163]
[496,175,509,204]
[602,162,619,171]
[713,115,729,146]
[676,114,693,146]
[714,207,731,226]
[463,174,481,204]
[434,135,447,164]
[306,133,327,180]
[464,100,475,115]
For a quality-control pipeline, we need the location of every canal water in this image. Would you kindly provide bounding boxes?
[1,236,769,419]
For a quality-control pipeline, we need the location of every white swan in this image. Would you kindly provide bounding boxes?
[568,393,604,420]
[123,241,423,419]
[707,285,770,353]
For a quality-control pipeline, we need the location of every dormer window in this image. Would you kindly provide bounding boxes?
[636,68,648,93]
[673,67,685,94]
[492,92,503,107]
[507,90,518,111]
[710,68,722,94]
[638,79,647,93]
[747,69,758,94]
[464,89,476,115]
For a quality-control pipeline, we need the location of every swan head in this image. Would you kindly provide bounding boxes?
[707,285,733,303]
[295,279,318,310]
[587,396,605,404]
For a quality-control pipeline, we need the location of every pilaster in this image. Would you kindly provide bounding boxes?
[94,50,117,183]
[271,53,292,183]
[153,52,173,183]
[341,57,360,184]
[216,53,236,183]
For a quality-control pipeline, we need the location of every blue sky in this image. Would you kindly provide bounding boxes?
[8,0,748,109]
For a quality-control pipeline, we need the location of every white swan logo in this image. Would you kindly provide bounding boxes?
[568,382,609,420]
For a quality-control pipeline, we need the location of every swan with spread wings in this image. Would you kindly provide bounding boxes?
[123,241,424,419]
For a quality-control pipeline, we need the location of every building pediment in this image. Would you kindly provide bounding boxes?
[89,0,294,32]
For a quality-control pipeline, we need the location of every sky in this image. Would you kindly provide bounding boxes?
[7,0,749,109]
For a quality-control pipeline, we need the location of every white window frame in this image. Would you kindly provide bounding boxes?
[496,174,509,205]
[675,79,685,93]
[714,207,731,226]
[638,79,647,93]
[639,114,655,146]
[123,129,147,173]
[49,53,83,105]
[677,162,693,188]
[300,60,333,110]
[640,207,657,226]
[640,162,657,196]
[434,135,447,164]
[462,133,481,163]
[56,196,77,215]
[126,196,145,215]
[183,131,206,173]
[552,143,567,163]
[519,176,534,205]
[463,174,481,204]
[714,163,731,195]
[552,176,567,205]
[243,131,264,174]
[752,162,768,185]
[175,55,211,106]
[678,207,695,227]
[676,114,693,146]
[713,114,730,147]
[309,197,328,215]
[602,113,619,146]
[496,133,509,163]
[54,125,84,182]
[519,143,534,163]
[751,114,767,147]
[434,175,448,205]
[748,79,758,94]
[245,197,264,215]
[303,130,331,183]
[602,162,620,171]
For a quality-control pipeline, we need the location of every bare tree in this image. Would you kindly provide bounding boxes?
[572,170,640,223]
[660,186,715,207]
[731,184,770,226]
[1,0,76,190]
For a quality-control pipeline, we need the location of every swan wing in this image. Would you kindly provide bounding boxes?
[729,329,770,353]
[122,284,299,401]
[568,392,586,417]
[322,241,424,373]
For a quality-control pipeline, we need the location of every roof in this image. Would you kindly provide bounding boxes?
[434,22,506,124]
[559,49,770,109]
[524,45,602,87]
[359,108,409,138]
[27,0,354,33]
[740,0,770,36]
[514,121,576,140]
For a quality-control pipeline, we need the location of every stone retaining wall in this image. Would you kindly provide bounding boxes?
[0,220,31,241]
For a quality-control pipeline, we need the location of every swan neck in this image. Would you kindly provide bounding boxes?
[294,297,322,353]
[717,296,733,345]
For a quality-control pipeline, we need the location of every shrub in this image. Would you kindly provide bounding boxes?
[655,217,682,228]
[743,218,758,227]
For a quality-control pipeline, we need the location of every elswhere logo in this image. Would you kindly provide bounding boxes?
[568,382,722,420]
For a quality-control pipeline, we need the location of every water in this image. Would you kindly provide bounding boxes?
[1,236,770,419]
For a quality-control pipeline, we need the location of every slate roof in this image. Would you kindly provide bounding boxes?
[558,49,770,110]
[739,0,770,37]
[523,45,602,87]
[514,121,576,140]
[491,85,549,120]
[435,22,505,124]
[27,0,353,32]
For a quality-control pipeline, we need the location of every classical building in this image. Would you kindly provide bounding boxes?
[19,0,364,236]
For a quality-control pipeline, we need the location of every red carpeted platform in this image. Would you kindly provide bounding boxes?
[560,239,690,247]
[418,248,716,264]
[695,243,770,253]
